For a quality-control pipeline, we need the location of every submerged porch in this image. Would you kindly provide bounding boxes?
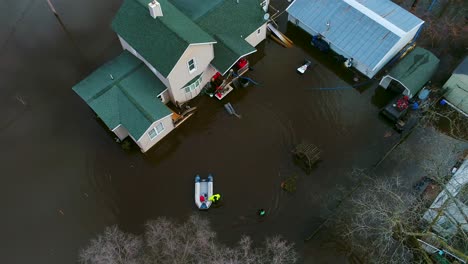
[205,57,254,100]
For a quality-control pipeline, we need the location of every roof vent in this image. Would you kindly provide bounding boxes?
[149,0,163,18]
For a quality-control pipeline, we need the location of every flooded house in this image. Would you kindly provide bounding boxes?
[73,0,269,152]
[286,0,424,78]
[442,57,468,117]
[423,158,468,238]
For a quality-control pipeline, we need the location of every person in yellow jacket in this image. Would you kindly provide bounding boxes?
[208,194,221,203]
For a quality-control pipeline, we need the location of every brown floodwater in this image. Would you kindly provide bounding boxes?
[0,0,400,263]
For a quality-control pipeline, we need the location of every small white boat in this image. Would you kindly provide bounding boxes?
[195,175,213,210]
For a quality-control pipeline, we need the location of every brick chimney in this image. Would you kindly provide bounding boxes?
[148,0,163,18]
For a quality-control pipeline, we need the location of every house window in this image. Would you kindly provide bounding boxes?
[155,122,164,134]
[148,128,157,140]
[188,58,196,73]
[148,122,164,140]
[257,28,261,35]
[157,94,163,102]
[182,75,203,94]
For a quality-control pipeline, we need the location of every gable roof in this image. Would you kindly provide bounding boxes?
[73,51,172,139]
[169,0,224,21]
[444,57,468,115]
[195,0,266,74]
[112,0,216,77]
[453,56,468,75]
[386,47,439,97]
[210,34,256,74]
[286,0,423,71]
[113,0,266,78]
[349,0,424,32]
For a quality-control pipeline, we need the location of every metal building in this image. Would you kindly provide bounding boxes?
[286,0,424,78]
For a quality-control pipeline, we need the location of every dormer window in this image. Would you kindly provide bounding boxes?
[188,58,196,73]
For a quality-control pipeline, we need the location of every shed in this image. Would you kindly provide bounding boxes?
[423,159,468,237]
[443,57,468,116]
[286,0,424,78]
[379,47,439,98]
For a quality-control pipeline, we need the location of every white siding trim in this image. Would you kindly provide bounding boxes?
[136,113,173,142]
[190,42,217,46]
[219,50,257,75]
[111,124,122,131]
[285,0,299,12]
[379,75,413,98]
[157,88,168,97]
[444,99,468,117]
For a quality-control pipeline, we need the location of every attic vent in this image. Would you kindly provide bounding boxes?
[149,0,163,18]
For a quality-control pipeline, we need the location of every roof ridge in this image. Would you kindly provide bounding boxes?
[215,34,252,55]
[88,60,143,103]
[193,0,225,23]
[135,0,211,45]
[344,0,408,36]
[133,0,189,46]
[116,81,156,123]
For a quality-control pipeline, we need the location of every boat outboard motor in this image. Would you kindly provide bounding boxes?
[344,58,353,68]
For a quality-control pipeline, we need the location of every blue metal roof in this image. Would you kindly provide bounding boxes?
[356,0,423,32]
[287,0,401,70]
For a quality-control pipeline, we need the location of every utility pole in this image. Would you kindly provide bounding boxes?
[46,0,57,16]
[46,0,89,67]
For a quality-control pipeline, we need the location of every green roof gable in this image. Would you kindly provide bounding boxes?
[112,0,265,78]
[195,0,266,37]
[169,0,224,21]
[195,0,265,73]
[112,0,216,77]
[388,47,440,97]
[73,51,172,139]
[443,57,468,115]
[211,34,256,74]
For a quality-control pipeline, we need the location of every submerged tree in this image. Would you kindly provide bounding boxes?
[331,176,421,264]
[330,172,467,264]
[79,214,298,264]
[79,226,143,264]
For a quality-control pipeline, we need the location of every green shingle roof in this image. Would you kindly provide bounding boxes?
[112,0,216,77]
[195,0,266,38]
[444,57,468,115]
[388,47,440,97]
[211,34,256,74]
[169,0,224,21]
[195,0,265,73]
[113,0,265,77]
[73,51,172,139]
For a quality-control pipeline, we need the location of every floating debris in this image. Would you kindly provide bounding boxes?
[281,175,298,193]
[224,103,241,119]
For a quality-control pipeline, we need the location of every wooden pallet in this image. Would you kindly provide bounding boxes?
[292,142,321,171]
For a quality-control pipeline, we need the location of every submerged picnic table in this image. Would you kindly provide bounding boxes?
[292,142,321,172]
